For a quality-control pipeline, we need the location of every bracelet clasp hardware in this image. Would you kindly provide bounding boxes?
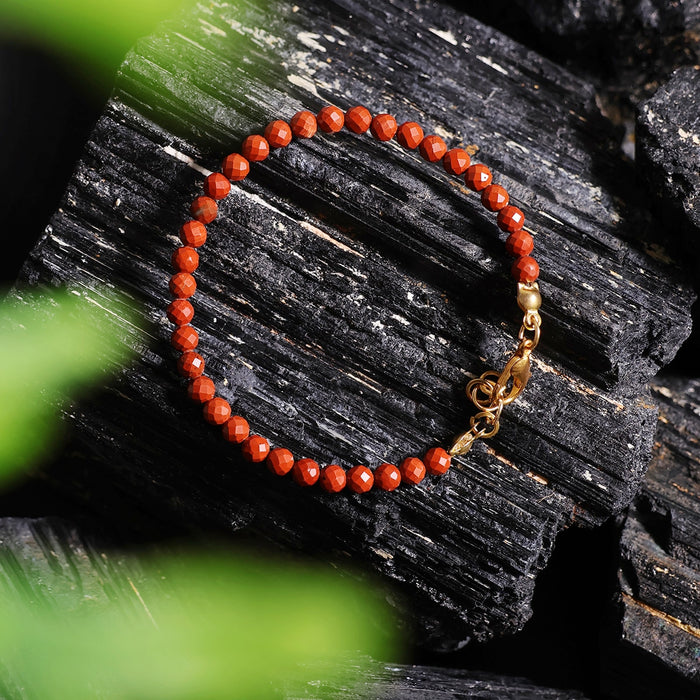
[449,283,541,456]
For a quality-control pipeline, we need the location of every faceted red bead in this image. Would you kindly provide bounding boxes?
[319,464,346,493]
[424,447,451,475]
[177,351,205,378]
[171,325,199,352]
[505,230,534,257]
[290,110,317,139]
[443,148,471,175]
[241,435,270,462]
[264,120,293,148]
[267,447,294,476]
[171,246,199,273]
[188,376,216,403]
[345,105,372,134]
[203,397,231,426]
[293,458,320,486]
[222,415,250,444]
[222,153,250,181]
[374,463,401,491]
[166,299,194,326]
[190,196,218,224]
[400,457,426,485]
[180,220,207,248]
[396,121,424,149]
[465,163,492,192]
[497,205,525,233]
[481,184,509,212]
[169,272,196,298]
[370,114,398,141]
[347,465,374,494]
[317,105,345,133]
[419,135,448,162]
[204,172,231,200]
[512,256,540,283]
[241,135,270,162]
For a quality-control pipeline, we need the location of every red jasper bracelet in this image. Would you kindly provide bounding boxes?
[166,104,542,495]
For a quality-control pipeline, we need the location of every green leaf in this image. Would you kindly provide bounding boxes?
[0,0,187,82]
[0,289,135,482]
[0,552,396,698]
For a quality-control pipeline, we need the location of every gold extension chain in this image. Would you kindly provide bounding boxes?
[449,283,542,456]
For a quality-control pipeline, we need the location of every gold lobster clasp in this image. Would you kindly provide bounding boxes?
[448,285,541,457]
[492,346,532,405]
[448,349,531,456]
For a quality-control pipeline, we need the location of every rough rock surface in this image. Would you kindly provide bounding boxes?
[637,66,700,255]
[602,376,700,699]
[11,0,694,649]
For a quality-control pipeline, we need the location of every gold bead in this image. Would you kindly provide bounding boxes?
[517,283,542,313]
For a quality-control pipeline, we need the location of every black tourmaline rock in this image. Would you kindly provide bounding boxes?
[466,0,700,106]
[282,660,592,699]
[637,66,700,258]
[601,376,700,700]
[0,517,591,699]
[636,66,700,363]
[10,0,694,650]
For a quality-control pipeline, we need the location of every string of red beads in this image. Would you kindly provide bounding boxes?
[167,104,541,494]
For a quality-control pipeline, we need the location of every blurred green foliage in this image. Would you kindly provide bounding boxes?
[0,290,134,483]
[1,2,396,694]
[0,290,396,697]
[0,0,185,82]
[0,552,392,698]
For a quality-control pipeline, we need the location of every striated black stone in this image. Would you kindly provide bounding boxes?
[282,659,592,699]
[636,66,700,366]
[637,66,700,258]
[465,0,700,107]
[602,376,700,699]
[9,0,694,650]
[0,517,591,699]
